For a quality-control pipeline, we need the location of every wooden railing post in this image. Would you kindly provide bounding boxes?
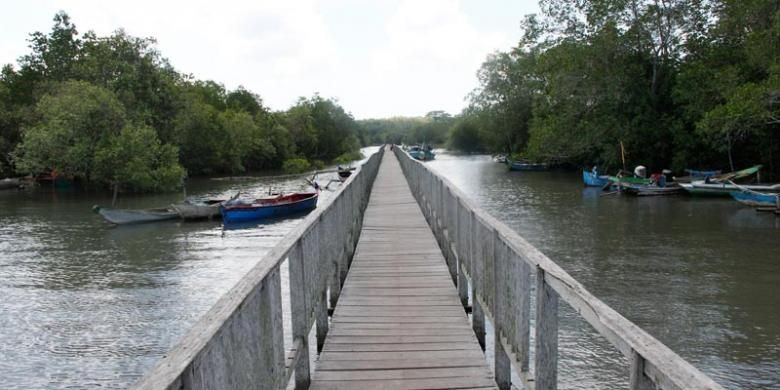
[288,243,310,390]
[535,267,559,389]
[516,260,531,374]
[472,290,486,351]
[630,350,655,390]
[494,232,511,390]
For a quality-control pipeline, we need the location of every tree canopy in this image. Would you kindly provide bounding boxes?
[0,12,366,191]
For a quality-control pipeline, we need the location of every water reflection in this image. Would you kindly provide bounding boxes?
[428,150,780,389]
[0,147,378,389]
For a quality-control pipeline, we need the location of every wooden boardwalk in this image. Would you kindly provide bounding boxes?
[311,150,496,389]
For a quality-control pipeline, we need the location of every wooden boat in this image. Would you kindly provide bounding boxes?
[171,199,224,220]
[509,161,548,171]
[493,154,508,163]
[674,169,722,183]
[680,181,780,196]
[94,206,178,225]
[0,178,21,190]
[729,186,779,208]
[582,169,610,187]
[619,183,684,196]
[220,192,319,224]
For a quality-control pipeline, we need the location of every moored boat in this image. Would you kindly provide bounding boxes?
[680,181,780,196]
[220,192,319,224]
[0,178,21,190]
[408,145,435,161]
[509,161,548,171]
[94,206,179,225]
[730,190,778,207]
[582,169,610,187]
[619,183,684,196]
[172,199,224,220]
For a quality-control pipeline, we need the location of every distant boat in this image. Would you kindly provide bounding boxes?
[0,178,21,190]
[681,181,780,196]
[674,169,722,183]
[94,206,178,225]
[171,199,224,220]
[730,190,779,207]
[220,192,319,224]
[509,161,548,171]
[619,183,685,196]
[582,169,610,187]
[337,166,355,179]
[408,145,435,161]
[493,154,508,163]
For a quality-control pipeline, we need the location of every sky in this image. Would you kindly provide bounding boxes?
[0,0,539,119]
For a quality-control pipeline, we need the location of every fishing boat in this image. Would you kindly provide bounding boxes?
[94,206,178,225]
[679,165,777,196]
[408,145,435,161]
[582,168,610,187]
[674,169,722,183]
[493,154,508,163]
[337,166,355,179]
[0,178,21,190]
[171,199,224,220]
[730,190,779,207]
[619,183,684,196]
[220,192,319,224]
[509,161,548,171]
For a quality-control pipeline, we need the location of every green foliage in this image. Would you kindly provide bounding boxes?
[282,158,311,174]
[333,150,364,165]
[0,12,364,190]
[13,81,126,178]
[93,124,184,191]
[459,0,780,176]
[448,117,484,153]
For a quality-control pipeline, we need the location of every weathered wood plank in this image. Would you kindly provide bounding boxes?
[311,150,495,390]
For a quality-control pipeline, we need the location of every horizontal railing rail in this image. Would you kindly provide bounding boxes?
[394,147,722,390]
[133,147,385,390]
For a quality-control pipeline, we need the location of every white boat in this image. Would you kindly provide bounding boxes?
[94,206,178,225]
[680,181,780,196]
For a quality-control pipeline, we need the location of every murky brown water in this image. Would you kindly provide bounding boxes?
[1,147,778,389]
[427,151,780,389]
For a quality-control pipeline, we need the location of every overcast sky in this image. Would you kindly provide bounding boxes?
[0,0,539,119]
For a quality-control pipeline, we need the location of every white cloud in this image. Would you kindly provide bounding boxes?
[1,0,526,118]
[352,0,511,117]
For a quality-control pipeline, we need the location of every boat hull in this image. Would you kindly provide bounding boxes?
[509,162,548,171]
[221,192,318,224]
[582,171,610,187]
[621,184,684,196]
[681,181,780,196]
[730,191,779,207]
[172,202,222,220]
[0,178,21,190]
[98,207,178,225]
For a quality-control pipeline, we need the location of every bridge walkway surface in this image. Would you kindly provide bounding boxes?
[310,150,496,389]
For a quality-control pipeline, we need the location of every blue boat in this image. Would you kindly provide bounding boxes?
[582,169,610,187]
[220,192,319,224]
[508,161,548,171]
[685,169,722,178]
[730,190,778,208]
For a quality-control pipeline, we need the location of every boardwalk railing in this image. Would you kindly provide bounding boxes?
[394,148,723,390]
[133,147,384,390]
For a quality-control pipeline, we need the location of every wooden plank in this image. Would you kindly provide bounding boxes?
[313,366,491,381]
[311,150,495,390]
[311,377,496,390]
[322,343,480,352]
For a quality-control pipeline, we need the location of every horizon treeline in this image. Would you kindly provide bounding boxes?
[0,12,363,192]
[365,0,779,176]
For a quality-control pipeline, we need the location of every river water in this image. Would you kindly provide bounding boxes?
[0,147,777,389]
[426,151,780,389]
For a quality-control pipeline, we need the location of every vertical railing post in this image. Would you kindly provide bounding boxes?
[516,260,531,374]
[494,232,511,390]
[457,202,469,307]
[288,243,310,390]
[630,351,655,390]
[535,267,559,389]
[471,213,485,351]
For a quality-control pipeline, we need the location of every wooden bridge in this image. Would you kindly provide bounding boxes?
[134,146,722,390]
